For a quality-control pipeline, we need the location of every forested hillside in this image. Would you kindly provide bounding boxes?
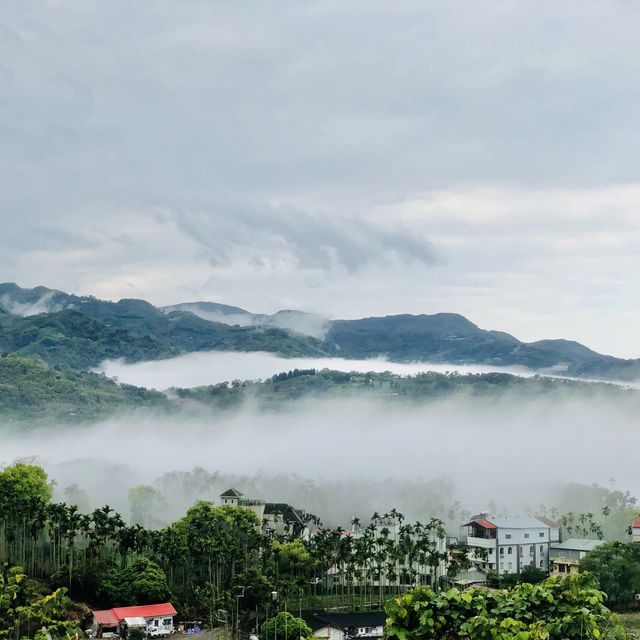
[2,283,640,381]
[0,354,168,423]
[172,368,636,410]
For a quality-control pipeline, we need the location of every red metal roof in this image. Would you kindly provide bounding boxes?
[110,603,177,621]
[632,520,640,529]
[471,519,497,529]
[94,610,119,626]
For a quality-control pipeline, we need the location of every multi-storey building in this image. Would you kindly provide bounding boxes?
[219,488,317,540]
[464,515,551,575]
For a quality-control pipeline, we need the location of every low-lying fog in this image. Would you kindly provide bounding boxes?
[2,391,638,528]
[98,351,536,390]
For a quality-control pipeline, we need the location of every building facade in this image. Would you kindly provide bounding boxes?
[549,538,604,576]
[464,516,551,575]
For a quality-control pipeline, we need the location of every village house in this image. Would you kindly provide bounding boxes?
[631,519,640,542]
[463,515,551,575]
[549,538,604,576]
[219,488,319,540]
[92,603,177,638]
[302,611,386,640]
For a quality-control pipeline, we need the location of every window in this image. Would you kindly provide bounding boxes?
[530,545,534,554]
[505,534,512,539]
[163,619,173,626]
[539,532,544,537]
[519,547,523,556]
[540,545,544,553]
[508,547,512,555]
[499,548,504,556]
[539,560,543,568]
[524,533,530,538]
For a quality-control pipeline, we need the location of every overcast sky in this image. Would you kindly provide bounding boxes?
[2,1,640,356]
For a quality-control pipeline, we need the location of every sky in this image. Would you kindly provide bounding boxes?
[2,1,640,356]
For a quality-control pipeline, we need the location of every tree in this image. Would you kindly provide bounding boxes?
[128,485,166,528]
[261,612,311,640]
[580,541,640,609]
[518,564,547,584]
[98,557,171,607]
[0,463,52,507]
[385,574,621,640]
[0,563,80,639]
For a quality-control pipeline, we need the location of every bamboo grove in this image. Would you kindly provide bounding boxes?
[0,464,454,626]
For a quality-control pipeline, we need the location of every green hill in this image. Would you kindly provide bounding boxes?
[2,283,640,382]
[0,309,175,370]
[0,353,169,424]
[173,367,637,410]
[0,284,334,369]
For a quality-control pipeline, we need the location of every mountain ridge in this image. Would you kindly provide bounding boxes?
[1,282,639,382]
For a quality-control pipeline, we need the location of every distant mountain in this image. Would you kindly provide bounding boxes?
[1,282,639,382]
[0,283,335,369]
[163,302,331,339]
[0,309,173,370]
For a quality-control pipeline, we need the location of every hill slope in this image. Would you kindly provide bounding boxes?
[0,354,168,423]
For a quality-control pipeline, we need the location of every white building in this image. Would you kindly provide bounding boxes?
[219,488,318,540]
[631,519,640,542]
[92,604,177,638]
[464,515,551,575]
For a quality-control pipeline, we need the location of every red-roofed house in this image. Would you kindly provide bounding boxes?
[463,515,552,576]
[92,603,177,637]
[631,520,640,542]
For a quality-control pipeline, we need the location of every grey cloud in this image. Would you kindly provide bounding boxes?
[173,203,439,272]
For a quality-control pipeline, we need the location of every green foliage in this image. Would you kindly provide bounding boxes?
[0,353,168,423]
[0,309,174,370]
[97,557,171,607]
[261,612,312,640]
[0,564,80,639]
[268,540,317,598]
[0,463,52,507]
[176,368,638,412]
[385,574,620,640]
[580,541,640,609]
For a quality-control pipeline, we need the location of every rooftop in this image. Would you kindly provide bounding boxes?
[485,516,551,529]
[535,516,561,528]
[220,488,243,498]
[301,611,386,632]
[109,603,177,621]
[550,538,605,552]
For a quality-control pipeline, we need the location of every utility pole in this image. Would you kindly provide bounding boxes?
[235,586,246,640]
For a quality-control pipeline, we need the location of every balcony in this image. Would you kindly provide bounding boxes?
[467,536,495,549]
